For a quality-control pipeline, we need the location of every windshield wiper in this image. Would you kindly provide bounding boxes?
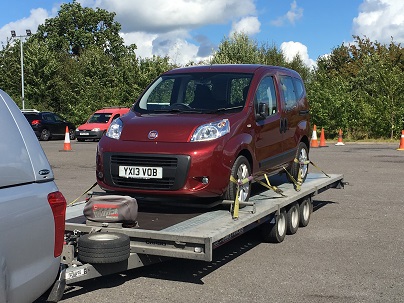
[206,105,244,114]
[150,108,204,114]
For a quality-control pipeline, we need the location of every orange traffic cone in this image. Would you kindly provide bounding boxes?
[319,128,327,147]
[335,129,345,146]
[60,126,72,152]
[397,130,404,151]
[311,125,319,148]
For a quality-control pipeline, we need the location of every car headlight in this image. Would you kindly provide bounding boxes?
[92,128,101,132]
[106,118,123,140]
[190,119,230,142]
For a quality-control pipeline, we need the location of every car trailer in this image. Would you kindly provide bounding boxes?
[47,172,344,302]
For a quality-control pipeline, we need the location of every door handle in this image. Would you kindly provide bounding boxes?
[279,118,288,133]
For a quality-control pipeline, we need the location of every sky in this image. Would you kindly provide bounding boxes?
[0,0,403,68]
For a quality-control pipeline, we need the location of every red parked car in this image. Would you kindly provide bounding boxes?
[96,64,311,204]
[75,107,130,141]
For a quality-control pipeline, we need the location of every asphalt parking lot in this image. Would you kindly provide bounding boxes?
[37,140,404,303]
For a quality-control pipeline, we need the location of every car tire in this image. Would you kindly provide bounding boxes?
[40,129,51,141]
[77,232,130,264]
[69,129,76,140]
[224,155,251,203]
[289,142,309,184]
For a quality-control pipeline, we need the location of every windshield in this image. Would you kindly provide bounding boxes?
[88,113,112,123]
[134,72,253,114]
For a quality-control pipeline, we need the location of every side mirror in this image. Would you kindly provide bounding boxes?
[256,102,268,120]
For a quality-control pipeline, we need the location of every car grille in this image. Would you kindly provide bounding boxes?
[106,153,190,190]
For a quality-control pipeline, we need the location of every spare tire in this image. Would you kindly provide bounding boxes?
[78,232,130,264]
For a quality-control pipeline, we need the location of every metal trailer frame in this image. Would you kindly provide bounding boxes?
[55,173,343,297]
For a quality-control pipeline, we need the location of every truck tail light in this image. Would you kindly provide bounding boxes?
[48,191,67,257]
[31,119,41,125]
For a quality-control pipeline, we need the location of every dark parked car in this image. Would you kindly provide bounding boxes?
[96,64,311,205]
[22,110,76,141]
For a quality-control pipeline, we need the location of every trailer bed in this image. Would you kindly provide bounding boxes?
[64,173,343,268]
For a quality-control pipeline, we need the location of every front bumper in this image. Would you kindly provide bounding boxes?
[75,130,104,140]
[96,138,232,199]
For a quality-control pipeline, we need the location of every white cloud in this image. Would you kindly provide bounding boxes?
[281,41,316,68]
[272,0,303,27]
[120,31,157,58]
[353,0,404,43]
[79,0,257,65]
[230,16,261,36]
[84,0,256,33]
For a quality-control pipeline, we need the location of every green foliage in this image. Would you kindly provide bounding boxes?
[211,32,310,83]
[308,36,404,140]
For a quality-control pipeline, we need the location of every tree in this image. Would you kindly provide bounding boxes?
[34,0,126,58]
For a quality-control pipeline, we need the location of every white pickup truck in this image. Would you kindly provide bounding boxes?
[0,90,67,303]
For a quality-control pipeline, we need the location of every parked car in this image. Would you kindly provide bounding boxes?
[96,64,311,204]
[75,107,130,141]
[22,109,76,141]
[0,90,67,303]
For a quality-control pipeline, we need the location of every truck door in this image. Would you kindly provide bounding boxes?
[253,75,283,173]
[278,75,305,159]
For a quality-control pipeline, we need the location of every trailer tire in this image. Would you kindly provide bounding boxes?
[299,197,312,227]
[262,209,287,243]
[286,203,299,235]
[78,232,130,264]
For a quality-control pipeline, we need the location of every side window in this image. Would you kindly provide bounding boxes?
[0,107,33,187]
[43,113,54,122]
[53,114,64,122]
[254,76,277,117]
[279,75,298,110]
[293,77,305,100]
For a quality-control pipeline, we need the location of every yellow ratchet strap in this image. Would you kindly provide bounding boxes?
[229,175,240,219]
[68,182,98,206]
[255,174,286,197]
[307,160,331,178]
[283,165,302,192]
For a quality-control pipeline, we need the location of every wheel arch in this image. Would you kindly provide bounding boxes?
[300,135,310,152]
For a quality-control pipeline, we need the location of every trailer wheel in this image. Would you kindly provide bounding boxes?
[262,209,287,243]
[286,203,300,235]
[299,197,312,227]
[224,155,251,203]
[78,232,130,264]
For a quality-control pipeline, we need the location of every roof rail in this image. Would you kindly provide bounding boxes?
[21,109,40,113]
[102,106,128,109]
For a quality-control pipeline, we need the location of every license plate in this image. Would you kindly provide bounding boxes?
[119,166,163,179]
[66,268,88,280]
[80,132,89,135]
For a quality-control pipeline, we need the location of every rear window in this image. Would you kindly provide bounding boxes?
[23,113,39,122]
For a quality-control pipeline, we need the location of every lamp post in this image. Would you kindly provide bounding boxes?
[11,29,31,110]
